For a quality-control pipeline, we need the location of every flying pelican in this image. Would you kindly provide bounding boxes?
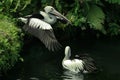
[62,46,97,73]
[18,6,71,51]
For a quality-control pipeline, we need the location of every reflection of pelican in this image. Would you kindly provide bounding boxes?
[62,70,84,80]
[62,46,97,73]
[17,77,39,80]
[29,77,39,80]
[19,6,71,51]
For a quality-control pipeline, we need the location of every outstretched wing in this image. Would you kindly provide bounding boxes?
[23,18,62,51]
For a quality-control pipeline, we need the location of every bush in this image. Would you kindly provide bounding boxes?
[0,14,23,71]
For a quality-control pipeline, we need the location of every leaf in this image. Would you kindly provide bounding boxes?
[19,57,24,62]
[105,0,120,4]
[55,0,62,12]
[12,0,21,12]
[21,0,31,10]
[108,23,120,36]
[87,5,106,34]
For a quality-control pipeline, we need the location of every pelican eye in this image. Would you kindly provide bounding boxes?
[50,8,54,11]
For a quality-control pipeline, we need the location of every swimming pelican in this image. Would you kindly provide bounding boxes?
[18,6,71,51]
[62,46,97,73]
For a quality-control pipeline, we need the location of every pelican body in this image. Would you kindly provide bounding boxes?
[18,6,71,51]
[62,46,97,73]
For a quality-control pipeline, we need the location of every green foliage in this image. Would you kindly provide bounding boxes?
[0,14,23,71]
[53,0,120,36]
[41,0,54,7]
[105,0,120,4]
[86,5,106,34]
[107,23,120,36]
[61,0,107,34]
[0,0,31,13]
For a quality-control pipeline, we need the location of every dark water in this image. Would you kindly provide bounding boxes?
[1,39,120,80]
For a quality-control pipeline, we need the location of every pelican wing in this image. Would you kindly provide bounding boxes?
[83,58,97,73]
[75,54,97,73]
[63,59,84,72]
[23,18,62,51]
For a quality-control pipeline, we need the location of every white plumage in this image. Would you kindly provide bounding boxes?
[63,59,84,73]
[62,46,85,73]
[62,46,97,73]
[28,18,52,30]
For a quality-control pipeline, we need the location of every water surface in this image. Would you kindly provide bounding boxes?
[2,39,120,80]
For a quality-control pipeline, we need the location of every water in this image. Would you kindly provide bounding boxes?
[1,38,120,80]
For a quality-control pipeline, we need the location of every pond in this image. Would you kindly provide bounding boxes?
[1,38,120,80]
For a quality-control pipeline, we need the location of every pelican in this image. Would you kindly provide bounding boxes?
[18,6,71,51]
[62,46,97,73]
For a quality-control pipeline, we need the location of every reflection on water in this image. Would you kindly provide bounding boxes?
[62,71,84,80]
[1,39,120,80]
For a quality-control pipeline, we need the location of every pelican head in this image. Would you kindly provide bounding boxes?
[65,46,71,59]
[44,6,71,24]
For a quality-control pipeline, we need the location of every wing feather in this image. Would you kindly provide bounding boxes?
[75,54,97,72]
[23,18,62,51]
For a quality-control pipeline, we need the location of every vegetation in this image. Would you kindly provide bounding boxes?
[0,14,23,72]
[0,0,120,72]
[1,0,120,36]
[53,0,120,36]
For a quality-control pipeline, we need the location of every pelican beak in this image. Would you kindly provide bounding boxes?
[50,10,72,25]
